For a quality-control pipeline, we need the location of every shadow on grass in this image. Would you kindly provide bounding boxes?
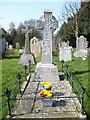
[72,70,90,75]
[73,70,90,98]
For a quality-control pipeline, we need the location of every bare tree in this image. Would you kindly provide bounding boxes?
[28,19,37,28]
[9,22,15,31]
[59,1,80,40]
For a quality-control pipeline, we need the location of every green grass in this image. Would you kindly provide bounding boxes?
[53,52,90,119]
[1,49,90,119]
[2,49,28,118]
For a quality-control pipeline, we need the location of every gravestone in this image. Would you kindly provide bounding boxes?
[16,42,20,49]
[30,36,42,57]
[74,35,88,58]
[59,47,72,61]
[59,41,72,61]
[20,25,35,65]
[61,41,69,47]
[88,47,90,56]
[6,42,8,50]
[37,12,58,32]
[34,10,59,82]
[19,49,24,56]
[9,44,13,49]
[7,44,14,55]
[0,37,6,59]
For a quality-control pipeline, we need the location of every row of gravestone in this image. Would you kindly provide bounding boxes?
[2,35,89,61]
[59,35,89,61]
[0,36,42,57]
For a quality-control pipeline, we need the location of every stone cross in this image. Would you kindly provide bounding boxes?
[41,10,58,64]
[22,25,32,54]
[34,10,59,82]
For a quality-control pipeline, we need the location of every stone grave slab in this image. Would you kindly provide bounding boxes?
[12,80,86,119]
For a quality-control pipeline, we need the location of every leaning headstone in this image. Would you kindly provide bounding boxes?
[74,35,88,58]
[34,10,59,82]
[20,25,35,65]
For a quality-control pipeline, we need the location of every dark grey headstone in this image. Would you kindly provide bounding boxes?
[20,25,35,65]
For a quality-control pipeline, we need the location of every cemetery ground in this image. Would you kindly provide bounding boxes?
[1,49,90,119]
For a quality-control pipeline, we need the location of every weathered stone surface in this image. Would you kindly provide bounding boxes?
[11,80,86,119]
[20,25,35,65]
[30,36,42,57]
[59,46,72,61]
[74,35,88,58]
[35,62,59,82]
[20,54,35,66]
[74,50,87,58]
[76,35,88,51]
[35,10,59,81]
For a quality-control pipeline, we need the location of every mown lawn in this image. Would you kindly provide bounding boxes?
[53,52,90,119]
[1,49,90,119]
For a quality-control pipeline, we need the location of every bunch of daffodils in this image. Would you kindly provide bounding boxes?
[39,82,54,98]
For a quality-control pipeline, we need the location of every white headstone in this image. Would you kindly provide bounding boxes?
[59,46,72,61]
[30,36,42,57]
[9,44,13,49]
[78,35,87,50]
[16,42,20,49]
[74,35,88,58]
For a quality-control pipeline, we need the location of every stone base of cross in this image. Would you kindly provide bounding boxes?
[20,53,35,66]
[34,62,59,82]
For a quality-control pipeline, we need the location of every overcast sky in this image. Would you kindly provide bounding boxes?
[0,0,80,31]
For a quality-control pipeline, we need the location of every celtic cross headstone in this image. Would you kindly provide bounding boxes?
[34,10,59,82]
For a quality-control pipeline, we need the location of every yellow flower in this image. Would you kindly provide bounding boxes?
[41,82,51,89]
[47,93,53,98]
[40,81,54,98]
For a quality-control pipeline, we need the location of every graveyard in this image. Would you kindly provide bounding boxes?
[1,10,89,119]
[1,2,90,119]
[2,48,89,119]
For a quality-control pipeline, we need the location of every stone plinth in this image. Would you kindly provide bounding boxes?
[74,50,87,58]
[34,62,59,82]
[11,80,87,119]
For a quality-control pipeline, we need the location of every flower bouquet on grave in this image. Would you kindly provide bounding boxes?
[39,82,54,107]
